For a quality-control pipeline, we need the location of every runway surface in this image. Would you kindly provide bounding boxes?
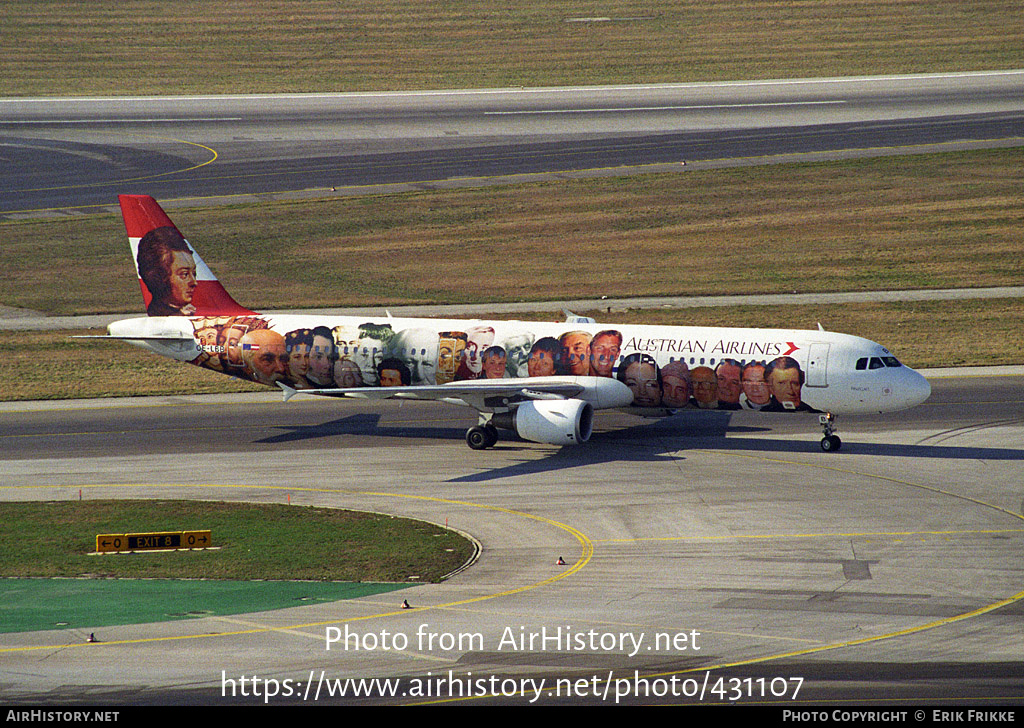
[2,371,1022,705]
[3,71,1024,219]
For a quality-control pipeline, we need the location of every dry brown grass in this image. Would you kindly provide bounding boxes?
[1,1,1021,96]
[0,329,263,400]
[4,150,1021,315]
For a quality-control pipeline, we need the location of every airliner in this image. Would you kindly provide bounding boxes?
[97,195,930,451]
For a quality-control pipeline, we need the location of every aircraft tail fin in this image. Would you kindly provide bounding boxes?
[119,195,254,317]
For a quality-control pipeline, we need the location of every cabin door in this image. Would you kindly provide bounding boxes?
[805,343,830,388]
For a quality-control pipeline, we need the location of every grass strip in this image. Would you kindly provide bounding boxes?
[3,150,1024,316]
[0,500,474,583]
[0,329,265,400]
[2,1,1021,96]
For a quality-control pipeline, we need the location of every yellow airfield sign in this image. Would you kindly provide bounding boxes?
[95,530,212,553]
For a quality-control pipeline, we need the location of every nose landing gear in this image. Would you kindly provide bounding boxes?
[819,412,841,451]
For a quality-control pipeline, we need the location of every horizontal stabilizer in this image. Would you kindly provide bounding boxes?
[73,334,196,343]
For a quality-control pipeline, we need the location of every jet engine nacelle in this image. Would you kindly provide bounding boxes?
[496,399,594,446]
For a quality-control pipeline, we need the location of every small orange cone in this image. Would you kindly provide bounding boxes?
[556,557,566,566]
[401,599,411,609]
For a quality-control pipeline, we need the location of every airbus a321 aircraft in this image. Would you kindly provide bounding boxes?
[100,195,930,451]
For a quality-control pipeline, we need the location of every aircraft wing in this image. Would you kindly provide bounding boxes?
[277,376,625,412]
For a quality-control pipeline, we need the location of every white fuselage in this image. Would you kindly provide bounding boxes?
[108,313,931,416]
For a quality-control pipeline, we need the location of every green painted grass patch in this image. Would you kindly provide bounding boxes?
[0,578,411,634]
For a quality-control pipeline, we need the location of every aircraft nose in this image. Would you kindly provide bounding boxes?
[902,368,931,408]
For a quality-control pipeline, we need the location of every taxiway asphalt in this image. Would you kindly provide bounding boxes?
[1,371,1022,705]
[3,71,1023,219]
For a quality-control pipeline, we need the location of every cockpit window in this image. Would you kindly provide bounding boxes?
[857,355,903,371]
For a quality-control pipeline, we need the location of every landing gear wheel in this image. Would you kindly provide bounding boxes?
[818,413,840,453]
[466,426,489,450]
[466,425,497,450]
[820,434,842,452]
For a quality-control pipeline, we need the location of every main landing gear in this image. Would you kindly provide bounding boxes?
[819,412,842,452]
[466,423,499,450]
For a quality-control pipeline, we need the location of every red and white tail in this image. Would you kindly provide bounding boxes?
[119,195,253,317]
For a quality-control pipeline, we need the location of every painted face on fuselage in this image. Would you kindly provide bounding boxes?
[462,327,495,375]
[502,333,534,378]
[716,362,742,405]
[220,326,245,366]
[333,358,363,388]
[742,365,770,405]
[379,368,403,388]
[624,362,661,407]
[437,334,467,384]
[562,332,591,376]
[242,329,289,385]
[528,348,557,377]
[195,327,218,348]
[332,327,360,360]
[768,366,802,406]
[168,251,197,308]
[392,329,439,385]
[691,367,718,407]
[589,334,621,378]
[288,342,311,380]
[352,335,385,384]
[308,334,334,385]
[482,352,507,379]
[661,374,690,408]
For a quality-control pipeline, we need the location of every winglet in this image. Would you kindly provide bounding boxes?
[563,309,596,324]
[278,382,298,402]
